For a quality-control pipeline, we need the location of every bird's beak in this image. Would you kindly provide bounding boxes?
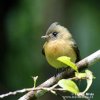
[41,35,49,39]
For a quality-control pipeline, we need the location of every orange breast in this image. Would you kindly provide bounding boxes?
[43,40,76,68]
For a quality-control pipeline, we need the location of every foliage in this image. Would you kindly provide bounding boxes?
[57,56,78,72]
[57,56,95,98]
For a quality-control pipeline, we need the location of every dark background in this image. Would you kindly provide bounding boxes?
[0,0,100,100]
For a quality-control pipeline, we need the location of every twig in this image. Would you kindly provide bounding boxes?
[0,87,40,99]
[0,75,89,99]
[0,86,57,99]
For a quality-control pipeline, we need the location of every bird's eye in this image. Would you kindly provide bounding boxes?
[52,32,58,37]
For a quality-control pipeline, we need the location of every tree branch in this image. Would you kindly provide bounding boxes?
[18,50,100,100]
[0,50,99,99]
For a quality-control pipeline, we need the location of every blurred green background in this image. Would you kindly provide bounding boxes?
[0,0,100,100]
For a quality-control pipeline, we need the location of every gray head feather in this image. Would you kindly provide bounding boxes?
[46,22,59,35]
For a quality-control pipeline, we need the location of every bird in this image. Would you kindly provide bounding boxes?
[41,22,80,70]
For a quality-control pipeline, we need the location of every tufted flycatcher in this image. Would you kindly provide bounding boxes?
[41,22,80,69]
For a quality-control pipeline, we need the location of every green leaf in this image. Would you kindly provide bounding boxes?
[58,79,79,94]
[82,70,94,94]
[75,72,87,79]
[32,76,38,88]
[57,56,78,72]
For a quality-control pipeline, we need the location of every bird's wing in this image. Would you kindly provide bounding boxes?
[71,39,81,62]
[73,44,80,62]
[42,47,45,56]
